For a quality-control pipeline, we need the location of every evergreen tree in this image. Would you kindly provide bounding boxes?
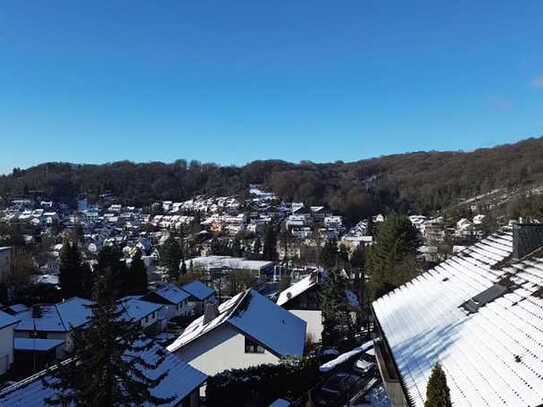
[160,235,183,281]
[319,239,338,269]
[366,215,421,301]
[320,269,355,350]
[44,270,174,406]
[59,240,93,298]
[231,238,242,258]
[98,245,130,298]
[180,259,187,276]
[262,225,278,261]
[129,249,148,295]
[253,237,262,259]
[425,363,452,407]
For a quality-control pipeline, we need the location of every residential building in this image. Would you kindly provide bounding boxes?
[167,289,306,377]
[180,281,217,315]
[143,284,192,326]
[372,225,543,407]
[0,311,20,375]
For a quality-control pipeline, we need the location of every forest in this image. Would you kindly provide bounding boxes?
[2,136,543,222]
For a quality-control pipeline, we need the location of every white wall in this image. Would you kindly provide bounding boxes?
[173,324,279,377]
[291,310,323,342]
[0,325,16,375]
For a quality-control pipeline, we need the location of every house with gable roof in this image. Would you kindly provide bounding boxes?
[167,289,306,377]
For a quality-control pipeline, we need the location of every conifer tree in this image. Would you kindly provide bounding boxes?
[129,249,148,295]
[180,259,187,276]
[319,239,338,269]
[160,235,183,281]
[262,225,278,261]
[98,245,129,298]
[44,270,174,406]
[366,215,421,301]
[425,363,452,407]
[59,240,93,298]
[320,268,355,350]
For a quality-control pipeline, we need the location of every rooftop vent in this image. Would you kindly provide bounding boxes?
[513,223,543,260]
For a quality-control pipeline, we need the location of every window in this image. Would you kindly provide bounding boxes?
[244,337,265,354]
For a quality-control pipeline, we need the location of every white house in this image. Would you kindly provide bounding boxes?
[119,297,164,333]
[13,297,93,356]
[180,281,217,315]
[0,311,20,375]
[143,284,192,325]
[167,289,306,377]
[276,272,323,341]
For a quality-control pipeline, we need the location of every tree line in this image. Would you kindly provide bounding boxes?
[3,137,543,222]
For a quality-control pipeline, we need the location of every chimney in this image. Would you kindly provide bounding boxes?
[513,223,543,260]
[203,303,219,324]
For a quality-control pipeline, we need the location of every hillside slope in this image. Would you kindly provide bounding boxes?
[2,137,543,221]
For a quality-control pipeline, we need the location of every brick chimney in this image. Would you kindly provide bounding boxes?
[203,303,219,324]
[513,223,543,260]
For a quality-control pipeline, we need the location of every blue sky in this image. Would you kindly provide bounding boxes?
[1,0,543,174]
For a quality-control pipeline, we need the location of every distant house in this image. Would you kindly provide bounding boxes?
[0,311,20,375]
[0,342,208,407]
[187,256,275,279]
[119,297,164,334]
[180,281,217,315]
[167,289,306,377]
[13,297,93,356]
[276,272,323,341]
[143,284,192,325]
[277,271,360,342]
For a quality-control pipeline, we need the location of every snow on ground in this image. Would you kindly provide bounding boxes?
[352,385,391,407]
[319,340,374,373]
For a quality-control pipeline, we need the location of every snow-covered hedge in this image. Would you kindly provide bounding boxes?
[206,357,319,407]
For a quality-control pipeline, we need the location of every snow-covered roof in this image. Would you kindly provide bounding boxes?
[372,229,543,407]
[168,289,306,358]
[187,256,275,271]
[276,272,319,306]
[181,280,215,301]
[15,298,93,333]
[0,341,207,406]
[119,297,163,322]
[151,284,190,305]
[269,399,291,407]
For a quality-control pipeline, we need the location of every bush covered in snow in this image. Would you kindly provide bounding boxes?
[206,357,319,407]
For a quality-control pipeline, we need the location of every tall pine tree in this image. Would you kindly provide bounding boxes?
[262,225,278,261]
[366,215,421,301]
[160,235,183,281]
[425,363,452,407]
[129,249,148,295]
[44,270,174,406]
[59,240,93,299]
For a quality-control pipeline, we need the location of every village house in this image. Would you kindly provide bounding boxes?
[0,311,20,375]
[143,284,192,326]
[180,280,217,315]
[167,289,306,377]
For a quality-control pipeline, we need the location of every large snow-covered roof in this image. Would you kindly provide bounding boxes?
[15,298,93,333]
[181,280,215,301]
[151,284,190,305]
[188,255,275,271]
[0,342,207,406]
[119,297,163,322]
[168,289,306,358]
[373,229,543,407]
[276,272,319,306]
